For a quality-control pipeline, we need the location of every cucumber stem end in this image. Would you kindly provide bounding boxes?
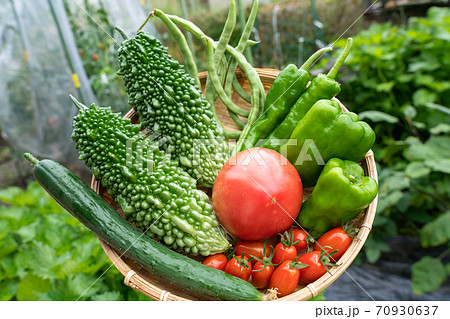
[24,153,39,165]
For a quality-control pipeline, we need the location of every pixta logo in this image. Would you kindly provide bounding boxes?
[125,131,170,174]
[227,138,325,167]
[279,138,325,166]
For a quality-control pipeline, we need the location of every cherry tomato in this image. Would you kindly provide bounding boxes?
[91,53,98,61]
[202,254,227,271]
[213,148,303,240]
[291,228,309,252]
[252,261,275,289]
[273,242,297,265]
[224,255,252,281]
[269,260,304,297]
[314,227,352,261]
[295,248,336,284]
[272,229,299,264]
[235,241,271,265]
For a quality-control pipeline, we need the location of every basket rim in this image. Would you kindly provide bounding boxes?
[91,68,378,301]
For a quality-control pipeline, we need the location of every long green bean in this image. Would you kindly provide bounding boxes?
[206,39,251,118]
[205,78,242,139]
[161,14,264,153]
[149,10,241,139]
[229,112,246,129]
[232,75,252,103]
[148,9,200,88]
[205,0,249,126]
[213,0,236,70]
[224,0,259,100]
[228,38,262,105]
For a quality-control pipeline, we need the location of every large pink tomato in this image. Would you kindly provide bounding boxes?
[212,147,303,240]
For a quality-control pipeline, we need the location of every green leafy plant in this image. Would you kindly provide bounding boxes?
[0,182,151,301]
[319,7,450,295]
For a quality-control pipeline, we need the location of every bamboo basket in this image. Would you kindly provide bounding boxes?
[91,68,378,301]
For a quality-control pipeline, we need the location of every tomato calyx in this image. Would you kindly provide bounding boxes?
[233,252,252,271]
[251,242,280,272]
[342,222,359,238]
[225,246,236,261]
[318,246,341,274]
[280,228,300,247]
[303,231,316,252]
[288,260,309,270]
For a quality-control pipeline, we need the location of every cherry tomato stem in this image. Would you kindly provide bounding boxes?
[296,247,339,284]
[290,228,310,252]
[224,254,252,281]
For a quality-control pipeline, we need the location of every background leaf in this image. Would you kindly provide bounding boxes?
[91,291,123,301]
[424,159,450,174]
[0,279,19,301]
[358,111,398,124]
[425,103,450,116]
[412,257,447,295]
[16,273,52,301]
[430,123,450,135]
[405,162,430,179]
[421,211,450,247]
[0,182,146,301]
[0,187,23,204]
[412,89,437,106]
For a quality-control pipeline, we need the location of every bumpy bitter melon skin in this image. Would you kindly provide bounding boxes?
[71,98,230,256]
[117,32,230,187]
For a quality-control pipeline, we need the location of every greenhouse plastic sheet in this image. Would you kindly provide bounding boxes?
[0,0,95,161]
[0,0,157,164]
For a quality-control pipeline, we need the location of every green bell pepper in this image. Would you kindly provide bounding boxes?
[282,99,375,186]
[243,47,332,150]
[298,158,378,236]
[261,38,353,151]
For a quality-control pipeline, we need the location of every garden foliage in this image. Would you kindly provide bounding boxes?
[324,7,450,295]
[0,182,151,301]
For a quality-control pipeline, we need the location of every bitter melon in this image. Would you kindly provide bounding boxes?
[70,96,229,256]
[117,31,230,187]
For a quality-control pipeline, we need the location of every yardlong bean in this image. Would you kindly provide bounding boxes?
[205,0,251,119]
[148,9,200,88]
[149,9,241,139]
[224,0,259,101]
[155,12,265,151]
[165,13,265,102]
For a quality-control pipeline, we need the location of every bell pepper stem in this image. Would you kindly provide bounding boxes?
[327,38,353,79]
[300,46,333,70]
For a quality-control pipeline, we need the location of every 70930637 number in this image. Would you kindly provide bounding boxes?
[376,305,438,316]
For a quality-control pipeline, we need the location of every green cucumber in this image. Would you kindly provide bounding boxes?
[24,153,262,301]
